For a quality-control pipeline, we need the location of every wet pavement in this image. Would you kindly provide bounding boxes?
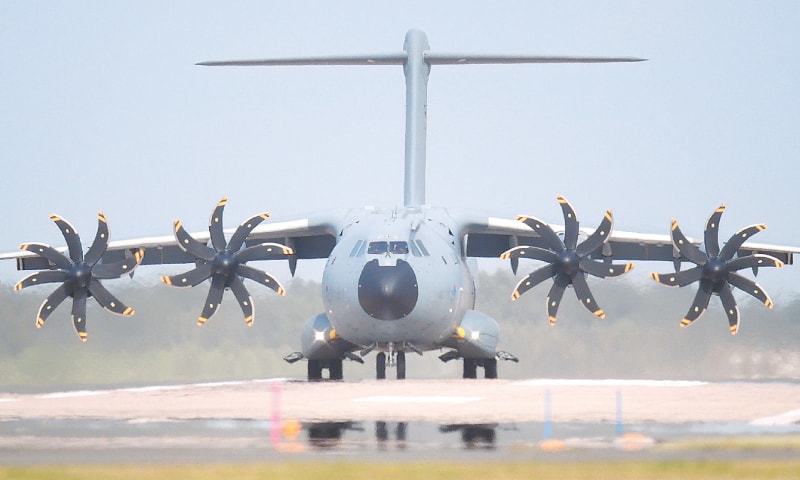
[1,379,799,464]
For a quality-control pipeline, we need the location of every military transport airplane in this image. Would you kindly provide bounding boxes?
[2,30,799,381]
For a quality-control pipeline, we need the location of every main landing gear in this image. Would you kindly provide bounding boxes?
[462,358,498,379]
[307,359,344,381]
[439,350,518,379]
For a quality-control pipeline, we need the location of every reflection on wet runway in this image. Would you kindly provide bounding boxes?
[3,416,799,465]
[3,379,800,464]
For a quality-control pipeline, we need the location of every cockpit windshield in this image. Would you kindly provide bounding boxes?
[367,241,409,255]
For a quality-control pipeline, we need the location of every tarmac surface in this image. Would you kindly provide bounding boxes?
[1,378,799,464]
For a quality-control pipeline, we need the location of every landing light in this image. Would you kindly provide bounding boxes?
[470,330,480,341]
[313,330,327,342]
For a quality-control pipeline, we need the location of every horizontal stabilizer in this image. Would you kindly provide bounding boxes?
[425,53,646,65]
[197,53,407,67]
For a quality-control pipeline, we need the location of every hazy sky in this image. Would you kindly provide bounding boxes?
[1,2,798,294]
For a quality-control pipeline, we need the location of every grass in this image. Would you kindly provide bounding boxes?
[2,461,800,480]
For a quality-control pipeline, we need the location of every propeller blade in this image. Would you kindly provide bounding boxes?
[728,272,774,309]
[649,266,702,287]
[557,195,580,250]
[235,242,294,263]
[670,219,708,266]
[197,275,226,325]
[680,283,712,328]
[35,284,68,328]
[91,248,144,279]
[71,288,88,342]
[237,265,286,295]
[511,264,556,300]
[703,204,725,258]
[49,214,83,262]
[576,209,614,257]
[161,262,213,288]
[88,279,135,316]
[19,243,72,269]
[227,212,271,252]
[499,245,557,263]
[545,275,569,326]
[208,197,228,253]
[719,224,768,261]
[173,220,215,261]
[516,215,563,251]
[579,257,633,279]
[571,273,605,319]
[228,275,255,326]
[727,254,784,272]
[84,212,110,266]
[14,270,68,291]
[718,283,740,335]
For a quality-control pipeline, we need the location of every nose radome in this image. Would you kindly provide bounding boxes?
[358,259,418,320]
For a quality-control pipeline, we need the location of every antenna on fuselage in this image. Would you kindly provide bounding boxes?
[197,30,645,207]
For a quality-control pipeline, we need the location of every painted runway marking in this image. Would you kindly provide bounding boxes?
[512,379,707,387]
[40,390,110,399]
[751,408,800,426]
[31,378,286,399]
[353,396,482,404]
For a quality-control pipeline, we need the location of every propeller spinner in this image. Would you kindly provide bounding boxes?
[501,195,633,325]
[161,197,293,326]
[14,212,144,342]
[650,204,783,335]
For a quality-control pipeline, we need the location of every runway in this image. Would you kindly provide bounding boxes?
[1,379,799,464]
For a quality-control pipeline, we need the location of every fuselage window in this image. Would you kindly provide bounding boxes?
[350,240,364,257]
[415,239,430,256]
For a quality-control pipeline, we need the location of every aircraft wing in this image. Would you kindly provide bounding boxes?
[0,213,340,272]
[459,214,799,266]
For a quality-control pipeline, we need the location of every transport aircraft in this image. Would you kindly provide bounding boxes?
[2,30,798,381]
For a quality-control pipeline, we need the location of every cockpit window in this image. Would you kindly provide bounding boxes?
[389,241,409,254]
[368,241,388,254]
[367,241,409,255]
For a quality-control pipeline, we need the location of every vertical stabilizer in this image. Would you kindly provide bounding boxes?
[401,30,430,207]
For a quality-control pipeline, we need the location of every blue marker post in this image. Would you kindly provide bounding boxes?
[615,388,624,436]
[543,389,553,440]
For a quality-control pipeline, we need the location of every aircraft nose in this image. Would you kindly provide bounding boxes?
[358,259,418,320]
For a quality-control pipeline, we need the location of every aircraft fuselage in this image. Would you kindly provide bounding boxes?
[320,206,476,350]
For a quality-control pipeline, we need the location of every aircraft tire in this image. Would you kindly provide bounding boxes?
[329,360,343,380]
[376,352,386,380]
[308,360,323,381]
[463,359,477,379]
[484,358,498,379]
[396,351,406,380]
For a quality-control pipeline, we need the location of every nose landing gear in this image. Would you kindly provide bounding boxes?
[376,343,407,380]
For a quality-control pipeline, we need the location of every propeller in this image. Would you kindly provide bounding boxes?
[14,212,144,342]
[161,197,294,326]
[649,204,783,335]
[501,195,633,325]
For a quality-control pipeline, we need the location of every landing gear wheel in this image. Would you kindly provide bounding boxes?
[308,359,323,382]
[463,358,477,379]
[484,358,498,379]
[329,360,343,381]
[376,352,386,380]
[396,351,406,380]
